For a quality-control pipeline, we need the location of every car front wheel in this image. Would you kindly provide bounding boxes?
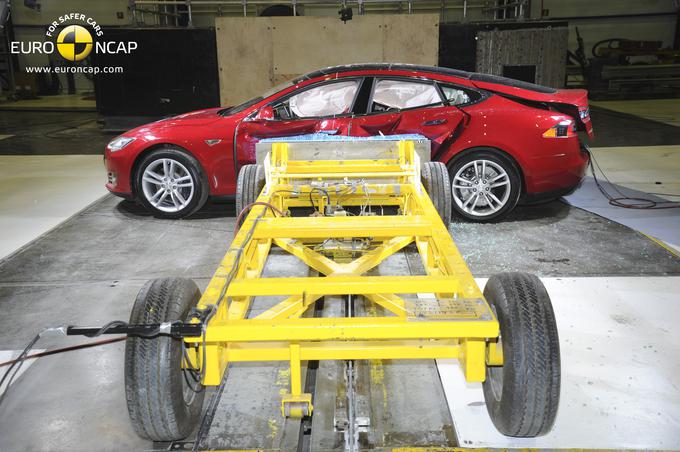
[448,151,520,222]
[136,147,208,219]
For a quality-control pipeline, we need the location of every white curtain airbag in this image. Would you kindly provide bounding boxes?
[289,81,359,118]
[373,80,440,109]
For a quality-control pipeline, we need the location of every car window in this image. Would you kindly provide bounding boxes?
[439,84,480,105]
[371,79,442,112]
[272,80,360,120]
[219,79,296,116]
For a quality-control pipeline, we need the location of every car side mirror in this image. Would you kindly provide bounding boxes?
[255,106,275,121]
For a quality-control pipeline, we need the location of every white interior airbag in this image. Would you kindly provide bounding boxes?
[289,81,359,118]
[373,79,440,109]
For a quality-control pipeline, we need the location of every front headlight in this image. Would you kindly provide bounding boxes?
[107,136,136,152]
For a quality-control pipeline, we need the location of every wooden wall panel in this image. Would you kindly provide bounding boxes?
[215,18,273,106]
[382,14,440,65]
[216,14,439,106]
[271,16,385,76]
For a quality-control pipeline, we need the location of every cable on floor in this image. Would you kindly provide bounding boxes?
[0,320,165,408]
[0,336,125,369]
[586,147,680,209]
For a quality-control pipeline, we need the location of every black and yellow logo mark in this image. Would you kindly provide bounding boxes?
[56,25,93,62]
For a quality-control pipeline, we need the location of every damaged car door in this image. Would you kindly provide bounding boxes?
[235,78,362,166]
[350,77,468,157]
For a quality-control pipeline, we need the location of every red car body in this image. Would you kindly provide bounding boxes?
[105,64,592,210]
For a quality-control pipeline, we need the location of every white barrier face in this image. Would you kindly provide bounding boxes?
[256,137,432,166]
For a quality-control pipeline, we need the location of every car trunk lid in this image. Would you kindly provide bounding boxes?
[471,78,593,138]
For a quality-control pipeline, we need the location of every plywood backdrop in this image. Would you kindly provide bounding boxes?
[215,14,439,106]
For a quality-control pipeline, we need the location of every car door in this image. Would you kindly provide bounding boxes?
[235,78,363,166]
[350,77,467,158]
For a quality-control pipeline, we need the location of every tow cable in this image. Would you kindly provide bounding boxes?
[0,321,202,408]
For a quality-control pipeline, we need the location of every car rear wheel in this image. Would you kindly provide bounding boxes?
[448,151,520,222]
[136,147,208,219]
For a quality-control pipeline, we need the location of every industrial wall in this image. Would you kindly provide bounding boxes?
[475,26,568,88]
[7,0,679,94]
[215,14,439,106]
[532,0,677,56]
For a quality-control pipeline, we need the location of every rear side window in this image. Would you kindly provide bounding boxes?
[371,79,442,112]
[283,80,360,118]
[439,84,481,106]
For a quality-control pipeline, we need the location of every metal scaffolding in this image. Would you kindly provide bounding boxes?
[128,0,490,26]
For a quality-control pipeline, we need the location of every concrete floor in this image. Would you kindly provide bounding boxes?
[0,155,107,259]
[442,276,680,449]
[0,94,97,111]
[586,145,680,197]
[1,195,677,452]
[0,111,112,155]
[1,102,680,451]
[591,98,680,127]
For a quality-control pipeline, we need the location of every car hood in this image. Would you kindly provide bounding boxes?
[160,107,224,126]
[128,108,225,136]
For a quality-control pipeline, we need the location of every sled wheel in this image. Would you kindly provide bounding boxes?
[483,272,560,437]
[125,277,205,441]
[421,161,452,228]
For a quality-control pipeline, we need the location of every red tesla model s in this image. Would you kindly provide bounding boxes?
[104,63,593,221]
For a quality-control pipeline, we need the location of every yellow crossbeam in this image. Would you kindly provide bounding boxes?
[337,236,413,275]
[226,275,459,297]
[365,294,407,317]
[254,293,324,320]
[191,317,498,342]
[253,216,432,239]
[273,238,340,275]
[224,340,461,361]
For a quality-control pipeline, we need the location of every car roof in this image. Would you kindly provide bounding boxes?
[293,63,557,94]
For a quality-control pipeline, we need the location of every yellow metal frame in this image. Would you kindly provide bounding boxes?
[185,140,501,417]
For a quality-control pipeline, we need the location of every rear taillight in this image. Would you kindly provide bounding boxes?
[543,119,577,138]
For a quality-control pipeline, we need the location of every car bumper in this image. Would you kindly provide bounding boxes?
[104,149,135,195]
[525,138,589,195]
[520,184,582,204]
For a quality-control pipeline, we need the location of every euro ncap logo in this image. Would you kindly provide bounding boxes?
[10,13,138,63]
[56,25,93,62]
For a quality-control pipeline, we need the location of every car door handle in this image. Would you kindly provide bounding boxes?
[422,119,447,126]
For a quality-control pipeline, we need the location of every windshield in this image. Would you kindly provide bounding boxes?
[219,79,297,116]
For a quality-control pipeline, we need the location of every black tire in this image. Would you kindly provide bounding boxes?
[235,164,266,219]
[421,161,452,229]
[125,278,205,442]
[135,147,209,219]
[447,150,521,222]
[482,272,560,437]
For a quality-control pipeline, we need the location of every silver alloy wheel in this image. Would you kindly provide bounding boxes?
[452,159,511,217]
[141,158,195,213]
